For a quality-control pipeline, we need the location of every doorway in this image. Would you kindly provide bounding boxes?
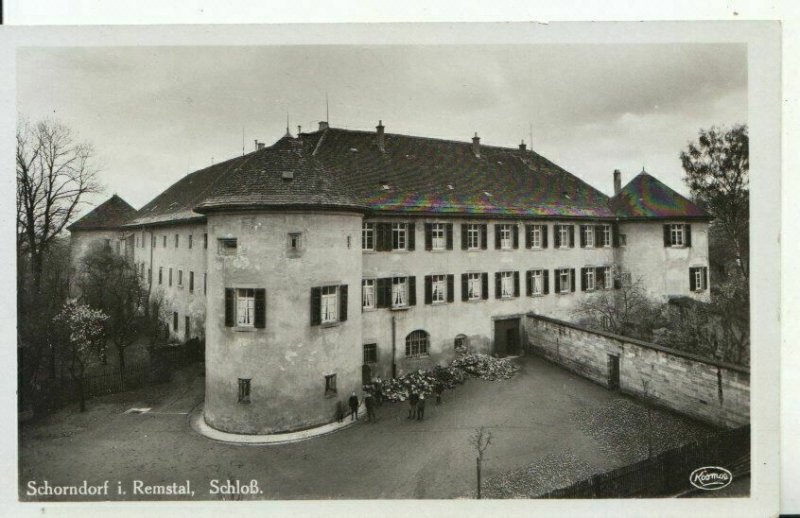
[494,318,521,357]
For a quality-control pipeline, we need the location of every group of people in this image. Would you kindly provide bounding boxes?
[334,378,446,424]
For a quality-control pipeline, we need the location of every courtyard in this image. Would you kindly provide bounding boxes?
[19,355,718,501]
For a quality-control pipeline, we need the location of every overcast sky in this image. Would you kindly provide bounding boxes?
[17,44,747,213]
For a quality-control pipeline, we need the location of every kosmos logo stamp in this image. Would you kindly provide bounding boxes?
[689,467,733,491]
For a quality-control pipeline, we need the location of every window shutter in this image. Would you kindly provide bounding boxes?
[543,270,550,294]
[525,270,532,296]
[481,273,489,300]
[570,268,576,292]
[612,222,620,247]
[494,225,501,249]
[445,224,453,250]
[512,225,519,249]
[703,267,708,290]
[383,223,393,251]
[596,267,605,289]
[569,225,575,247]
[542,225,548,248]
[663,225,670,247]
[424,223,432,251]
[525,225,532,248]
[376,278,388,308]
[339,285,348,322]
[407,222,415,251]
[513,271,520,297]
[461,274,468,301]
[613,270,622,290]
[594,225,602,246]
[375,223,385,251]
[254,289,266,328]
[480,224,488,249]
[581,267,587,291]
[408,276,416,306]
[579,226,587,248]
[554,225,561,248]
[447,274,454,303]
[689,268,696,291]
[461,224,468,250]
[310,287,322,326]
[554,270,561,293]
[494,272,501,299]
[424,275,432,305]
[225,288,235,327]
[685,224,692,247]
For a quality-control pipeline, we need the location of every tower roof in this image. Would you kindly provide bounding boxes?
[610,171,710,220]
[68,194,137,231]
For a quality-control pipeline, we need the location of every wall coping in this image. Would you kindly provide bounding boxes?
[525,312,750,375]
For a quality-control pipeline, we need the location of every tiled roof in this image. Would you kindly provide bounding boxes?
[68,194,137,231]
[611,172,710,220]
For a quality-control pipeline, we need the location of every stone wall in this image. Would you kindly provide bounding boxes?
[524,313,749,428]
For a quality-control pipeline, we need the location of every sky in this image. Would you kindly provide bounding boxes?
[16,44,747,214]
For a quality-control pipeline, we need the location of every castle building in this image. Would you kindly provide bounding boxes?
[68,121,711,434]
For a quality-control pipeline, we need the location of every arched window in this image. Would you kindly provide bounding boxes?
[405,330,429,357]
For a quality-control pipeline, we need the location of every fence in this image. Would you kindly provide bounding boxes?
[540,425,750,498]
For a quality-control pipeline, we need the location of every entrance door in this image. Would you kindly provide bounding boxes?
[607,354,620,389]
[494,318,521,357]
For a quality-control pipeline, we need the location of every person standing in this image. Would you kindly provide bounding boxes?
[417,394,426,421]
[374,378,383,407]
[364,392,376,423]
[335,400,345,423]
[348,391,359,421]
[408,391,419,419]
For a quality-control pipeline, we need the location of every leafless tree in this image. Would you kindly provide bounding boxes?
[471,427,493,499]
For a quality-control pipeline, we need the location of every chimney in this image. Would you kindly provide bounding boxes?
[254,139,259,151]
[519,140,527,152]
[472,132,481,157]
[376,120,385,152]
[257,142,265,151]
[318,121,329,131]
[613,169,622,195]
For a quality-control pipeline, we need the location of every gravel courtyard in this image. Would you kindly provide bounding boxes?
[19,355,716,501]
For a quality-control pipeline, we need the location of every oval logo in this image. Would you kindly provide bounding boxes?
[689,466,733,490]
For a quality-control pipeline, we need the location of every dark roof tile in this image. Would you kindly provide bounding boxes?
[611,172,710,220]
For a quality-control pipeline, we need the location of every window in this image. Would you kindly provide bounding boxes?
[498,224,513,249]
[529,224,544,249]
[530,269,544,295]
[665,224,692,247]
[115,241,121,254]
[467,273,482,300]
[236,288,256,327]
[204,233,208,249]
[288,232,302,252]
[620,234,627,246]
[163,235,167,247]
[556,268,573,294]
[454,334,467,349]
[670,224,684,246]
[204,273,207,295]
[362,279,375,310]
[392,223,407,250]
[431,275,446,303]
[582,225,595,248]
[175,234,179,248]
[604,266,614,289]
[689,266,709,292]
[601,225,612,247]
[218,238,237,255]
[151,235,156,248]
[431,223,446,250]
[238,378,251,404]
[363,343,378,364]
[467,224,481,250]
[173,311,178,331]
[188,235,193,249]
[405,330,429,357]
[324,374,337,396]
[392,277,408,307]
[362,223,375,251]
[169,268,173,287]
[178,270,183,287]
[321,286,339,324]
[158,267,163,285]
[189,271,194,293]
[557,225,571,248]
[500,271,514,298]
[584,267,596,291]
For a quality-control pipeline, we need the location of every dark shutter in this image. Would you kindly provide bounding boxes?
[310,287,321,326]
[581,267,587,291]
[382,223,393,251]
[339,285,348,322]
[543,270,549,294]
[568,225,575,247]
[461,274,468,302]
[525,270,533,296]
[570,268,576,292]
[481,273,489,300]
[525,225,532,248]
[408,276,416,306]
[424,275,432,305]
[480,224,488,249]
[513,271,520,297]
[703,267,708,290]
[494,225,501,249]
[554,270,561,294]
[685,224,692,247]
[445,224,453,250]
[663,225,671,247]
[554,225,561,248]
[542,225,548,248]
[424,223,432,251]
[594,225,602,247]
[447,275,454,303]
[512,225,519,249]
[254,289,266,328]
[614,272,622,290]
[375,223,385,251]
[689,268,696,291]
[407,222,415,251]
[461,224,468,250]
[495,272,501,299]
[596,267,605,289]
[376,278,389,308]
[579,226,587,248]
[225,288,235,327]
[612,222,620,247]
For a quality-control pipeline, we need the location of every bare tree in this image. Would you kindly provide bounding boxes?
[471,427,493,499]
